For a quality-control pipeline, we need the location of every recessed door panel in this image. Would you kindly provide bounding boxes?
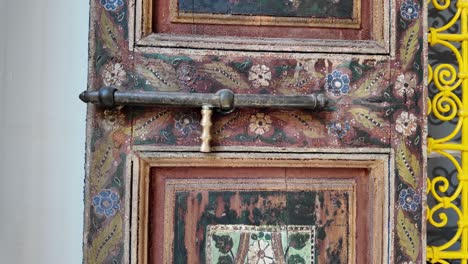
[151,0,378,41]
[140,160,384,264]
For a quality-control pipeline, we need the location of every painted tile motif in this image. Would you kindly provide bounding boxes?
[177,0,355,18]
[173,190,349,263]
[206,225,316,264]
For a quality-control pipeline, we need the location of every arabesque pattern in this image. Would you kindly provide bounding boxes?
[427,0,468,262]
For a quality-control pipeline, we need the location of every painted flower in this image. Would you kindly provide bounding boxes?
[249,65,272,88]
[175,112,200,135]
[394,72,416,98]
[289,0,301,8]
[176,62,197,86]
[327,121,350,138]
[93,189,120,217]
[249,113,273,135]
[326,70,351,96]
[296,60,316,73]
[102,62,127,87]
[101,0,124,11]
[247,240,275,264]
[400,0,420,20]
[102,108,126,131]
[395,111,417,136]
[399,188,420,211]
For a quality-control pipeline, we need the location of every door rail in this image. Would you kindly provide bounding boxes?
[79,87,329,153]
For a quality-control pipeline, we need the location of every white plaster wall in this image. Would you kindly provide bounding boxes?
[0,0,88,263]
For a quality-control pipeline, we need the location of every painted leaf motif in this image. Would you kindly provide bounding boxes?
[274,112,325,138]
[400,20,420,70]
[202,62,249,89]
[217,255,234,264]
[397,209,420,261]
[349,107,386,129]
[134,110,170,138]
[87,213,123,264]
[288,254,306,264]
[100,11,121,55]
[302,128,326,139]
[288,233,310,250]
[143,53,193,66]
[213,234,234,254]
[90,137,115,191]
[351,68,388,98]
[212,114,241,139]
[278,74,321,95]
[136,61,180,92]
[396,141,420,188]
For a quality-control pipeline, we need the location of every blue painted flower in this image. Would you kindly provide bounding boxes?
[399,188,420,211]
[400,0,420,20]
[101,0,124,11]
[326,70,350,97]
[93,189,120,217]
[327,121,350,138]
[175,112,200,135]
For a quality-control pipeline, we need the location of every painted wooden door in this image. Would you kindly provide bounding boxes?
[82,0,427,263]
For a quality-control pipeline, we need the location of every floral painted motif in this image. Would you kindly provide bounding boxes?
[296,60,316,74]
[249,65,272,88]
[207,225,315,264]
[248,239,275,264]
[289,0,301,9]
[399,188,420,211]
[326,70,351,96]
[400,0,420,20]
[93,189,120,217]
[394,72,416,98]
[174,112,200,135]
[249,113,273,135]
[101,0,124,11]
[213,234,234,254]
[102,62,127,87]
[102,108,126,132]
[395,111,417,136]
[176,63,197,87]
[327,121,351,138]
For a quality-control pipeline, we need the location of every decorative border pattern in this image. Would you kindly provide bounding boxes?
[206,225,316,264]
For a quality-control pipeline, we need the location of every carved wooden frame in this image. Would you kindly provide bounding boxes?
[129,0,392,54]
[126,149,393,264]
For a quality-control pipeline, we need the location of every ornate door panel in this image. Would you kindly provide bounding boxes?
[82,0,427,263]
[141,155,387,264]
